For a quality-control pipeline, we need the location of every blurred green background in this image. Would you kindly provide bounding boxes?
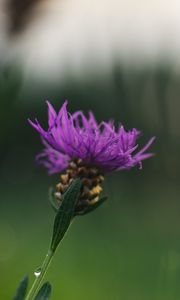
[0,63,180,300]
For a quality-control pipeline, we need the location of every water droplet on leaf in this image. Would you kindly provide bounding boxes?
[34,267,41,277]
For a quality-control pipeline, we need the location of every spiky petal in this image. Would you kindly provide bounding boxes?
[29,101,155,174]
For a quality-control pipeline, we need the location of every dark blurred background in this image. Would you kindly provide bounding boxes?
[0,1,180,299]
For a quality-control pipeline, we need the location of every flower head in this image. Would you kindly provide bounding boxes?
[29,101,154,173]
[29,101,155,214]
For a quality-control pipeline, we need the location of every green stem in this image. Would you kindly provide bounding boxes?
[25,249,54,300]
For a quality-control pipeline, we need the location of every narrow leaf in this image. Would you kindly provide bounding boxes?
[50,179,81,252]
[12,275,28,300]
[77,196,108,216]
[34,282,52,300]
[49,187,59,212]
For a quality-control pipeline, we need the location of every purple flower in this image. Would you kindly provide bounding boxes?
[29,101,154,214]
[29,101,155,175]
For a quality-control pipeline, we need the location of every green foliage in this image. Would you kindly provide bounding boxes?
[49,187,59,213]
[34,282,52,300]
[50,179,81,252]
[12,276,28,300]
